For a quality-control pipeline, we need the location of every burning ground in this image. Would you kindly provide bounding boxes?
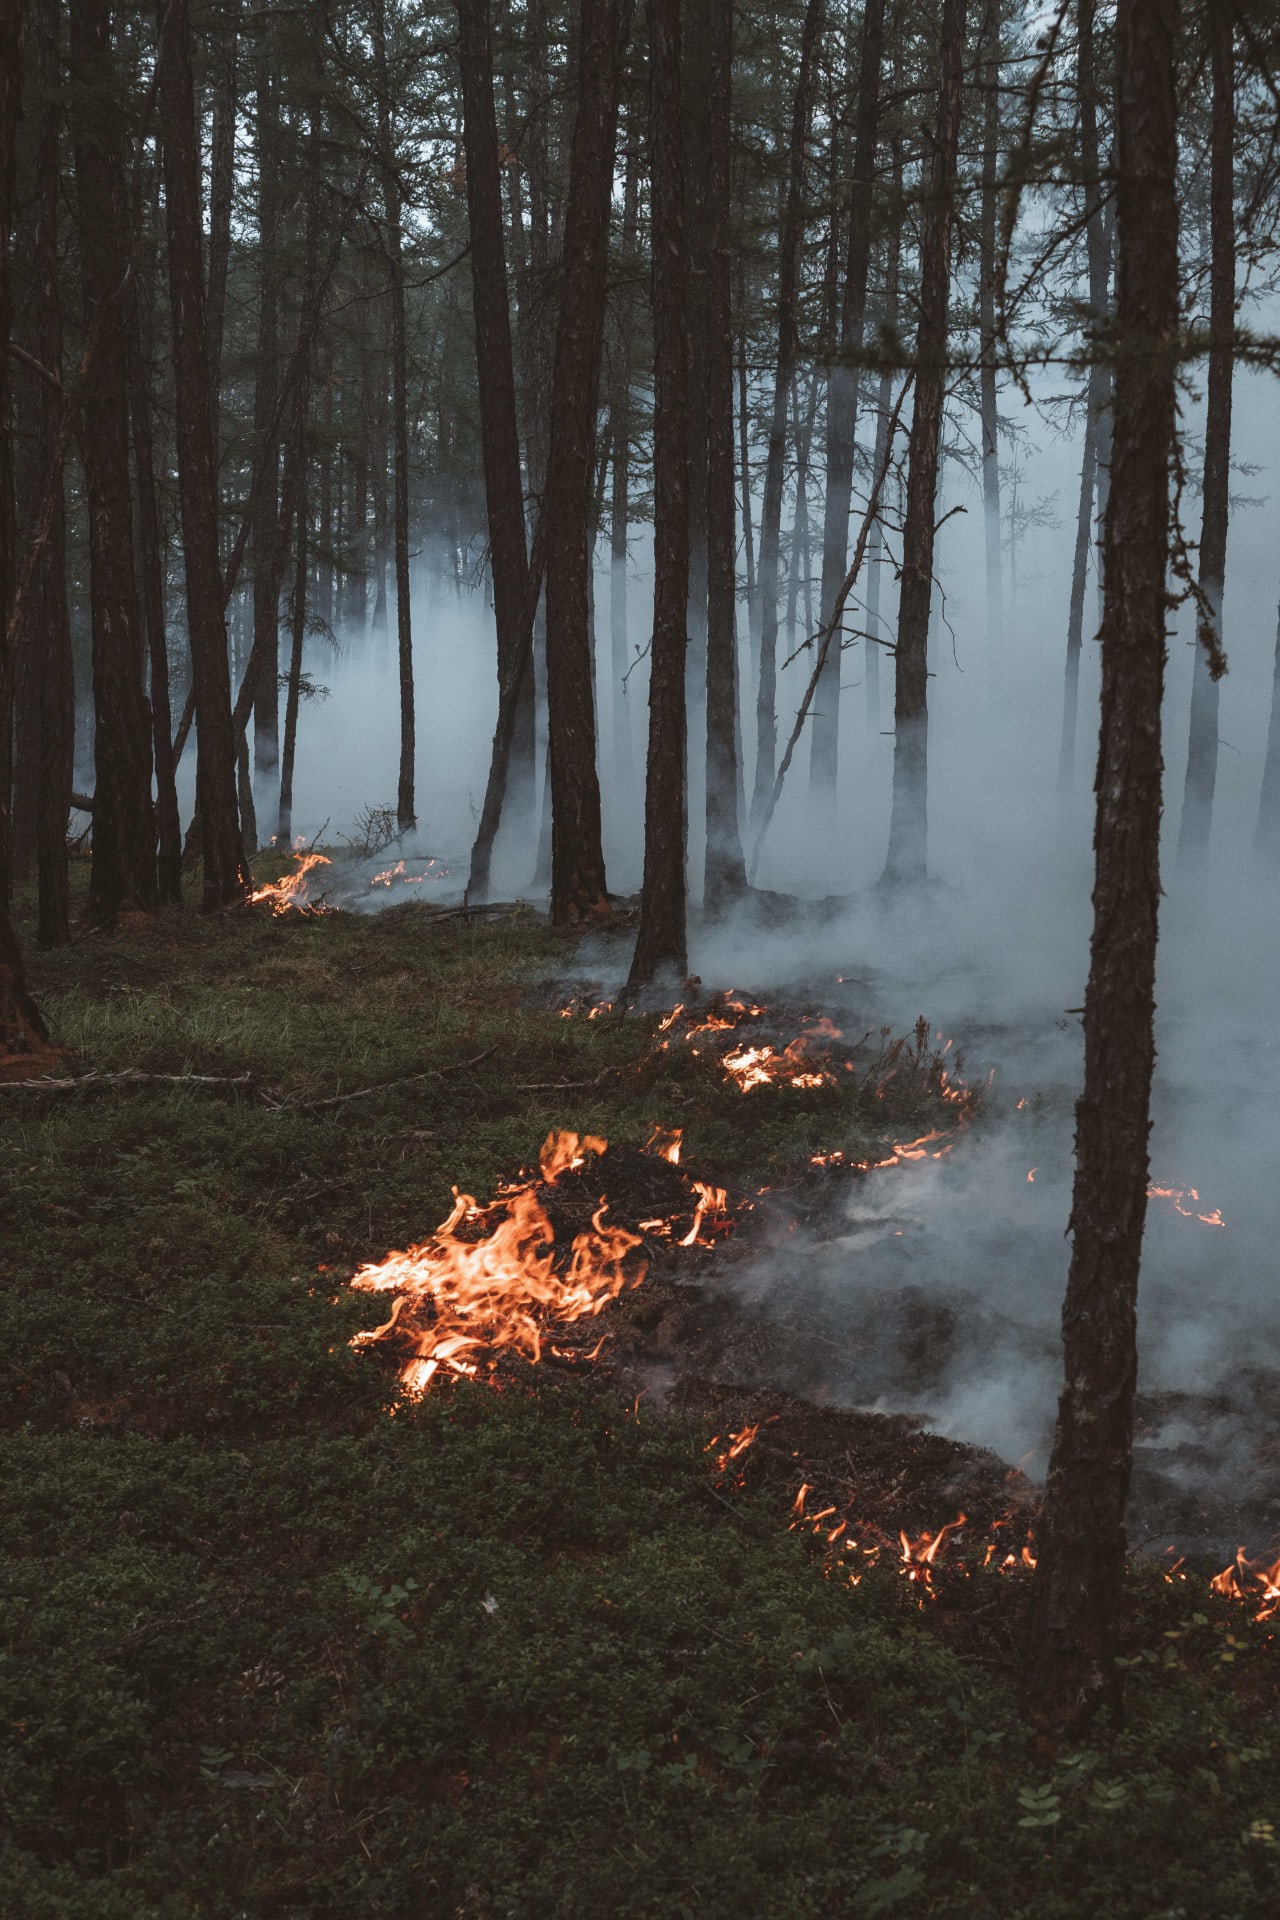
[4,888,1279,1918]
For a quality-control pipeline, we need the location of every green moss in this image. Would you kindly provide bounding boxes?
[3,895,1277,1918]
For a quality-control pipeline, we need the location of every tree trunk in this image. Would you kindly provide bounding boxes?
[810,0,884,819]
[251,53,281,790]
[704,0,747,912]
[457,0,532,841]
[205,0,240,431]
[373,0,416,829]
[1175,7,1233,870]
[158,0,251,909]
[127,233,183,905]
[543,0,630,923]
[1059,0,1116,795]
[609,145,640,795]
[0,0,24,932]
[1024,0,1180,1733]
[70,0,158,925]
[737,327,757,624]
[978,0,1003,649]
[881,0,968,888]
[277,437,309,845]
[751,0,824,826]
[14,0,75,945]
[628,0,689,990]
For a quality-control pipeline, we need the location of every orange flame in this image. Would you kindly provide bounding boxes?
[1211,1548,1280,1622]
[1147,1182,1226,1228]
[248,850,333,914]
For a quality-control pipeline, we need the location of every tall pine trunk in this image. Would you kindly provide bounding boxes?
[703,0,747,911]
[1025,0,1180,1733]
[978,0,1003,647]
[881,0,968,888]
[810,0,884,819]
[1059,0,1115,795]
[609,146,640,793]
[373,0,416,829]
[628,0,689,989]
[457,0,531,889]
[158,0,250,908]
[751,0,823,826]
[543,0,630,923]
[17,0,75,944]
[1256,599,1280,860]
[70,0,157,924]
[1175,8,1233,869]
[251,55,281,791]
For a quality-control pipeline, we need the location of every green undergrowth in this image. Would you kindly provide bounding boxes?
[3,884,1277,1918]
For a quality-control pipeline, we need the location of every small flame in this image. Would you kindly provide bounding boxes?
[1211,1548,1280,1622]
[248,849,333,914]
[1147,1182,1226,1228]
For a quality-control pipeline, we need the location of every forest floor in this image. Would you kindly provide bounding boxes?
[3,855,1278,1920]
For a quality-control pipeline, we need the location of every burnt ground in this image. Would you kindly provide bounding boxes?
[382,1137,1280,1574]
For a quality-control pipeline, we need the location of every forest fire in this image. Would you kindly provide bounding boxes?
[370,857,451,888]
[1147,1181,1226,1228]
[1211,1549,1280,1622]
[247,849,334,915]
[349,1127,732,1395]
[720,1038,835,1092]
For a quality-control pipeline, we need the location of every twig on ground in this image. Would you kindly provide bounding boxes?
[0,1045,499,1108]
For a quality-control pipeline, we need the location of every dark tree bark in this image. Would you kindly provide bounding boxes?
[1059,0,1115,795]
[457,0,532,842]
[881,0,968,888]
[0,0,24,938]
[628,0,689,990]
[543,0,630,923]
[703,0,747,912]
[737,326,757,625]
[978,0,1003,649]
[750,0,823,826]
[865,133,904,738]
[609,141,640,795]
[251,53,282,790]
[13,0,75,944]
[1256,598,1280,860]
[1025,0,1180,1732]
[278,427,310,845]
[1175,6,1233,869]
[158,0,251,908]
[70,0,157,924]
[206,0,240,427]
[126,232,183,905]
[373,0,416,830]
[810,0,884,818]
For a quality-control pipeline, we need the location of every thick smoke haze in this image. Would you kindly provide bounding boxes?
[177,347,1280,1551]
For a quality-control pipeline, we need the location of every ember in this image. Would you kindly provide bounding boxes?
[1147,1181,1226,1228]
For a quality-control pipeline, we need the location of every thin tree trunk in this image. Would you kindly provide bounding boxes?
[751,0,824,826]
[0,0,23,924]
[978,0,1003,648]
[704,0,747,911]
[70,0,157,924]
[738,327,757,622]
[18,0,74,944]
[881,0,968,888]
[158,0,251,909]
[1025,0,1181,1733]
[205,0,240,431]
[373,0,415,829]
[1176,8,1233,869]
[251,54,281,790]
[127,235,183,904]
[1059,0,1115,795]
[609,146,640,795]
[277,433,309,844]
[628,0,689,990]
[457,0,531,863]
[544,0,630,923]
[810,0,884,817]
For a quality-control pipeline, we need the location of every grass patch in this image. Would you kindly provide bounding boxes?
[3,889,1277,1917]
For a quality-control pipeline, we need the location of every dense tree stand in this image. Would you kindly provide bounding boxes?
[1024,0,1181,1732]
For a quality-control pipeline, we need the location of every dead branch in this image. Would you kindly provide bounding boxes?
[0,1044,499,1108]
